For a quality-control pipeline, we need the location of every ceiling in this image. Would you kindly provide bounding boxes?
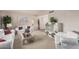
[0,10,50,16]
[0,10,79,16]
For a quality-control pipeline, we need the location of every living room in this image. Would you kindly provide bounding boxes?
[0,10,79,49]
[0,10,55,49]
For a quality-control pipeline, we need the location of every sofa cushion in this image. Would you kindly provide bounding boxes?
[62,38,78,45]
[0,38,5,42]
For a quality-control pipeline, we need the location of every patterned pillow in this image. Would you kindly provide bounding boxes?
[4,29,12,35]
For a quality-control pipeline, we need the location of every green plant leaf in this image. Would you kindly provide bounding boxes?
[49,17,58,23]
[3,15,12,28]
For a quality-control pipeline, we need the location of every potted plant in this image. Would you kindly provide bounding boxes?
[3,15,12,28]
[49,17,58,24]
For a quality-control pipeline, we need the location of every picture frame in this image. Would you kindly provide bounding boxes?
[18,16,28,25]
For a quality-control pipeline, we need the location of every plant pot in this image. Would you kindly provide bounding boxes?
[6,23,12,29]
[51,22,56,24]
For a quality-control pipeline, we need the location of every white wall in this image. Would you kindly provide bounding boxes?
[37,15,48,29]
[0,11,37,29]
[0,11,49,30]
[51,10,79,32]
[1,10,79,32]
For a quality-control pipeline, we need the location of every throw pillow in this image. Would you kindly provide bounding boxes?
[0,38,5,42]
[4,28,12,35]
[19,27,23,30]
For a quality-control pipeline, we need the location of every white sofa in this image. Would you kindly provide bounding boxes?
[0,29,15,49]
[55,32,79,49]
